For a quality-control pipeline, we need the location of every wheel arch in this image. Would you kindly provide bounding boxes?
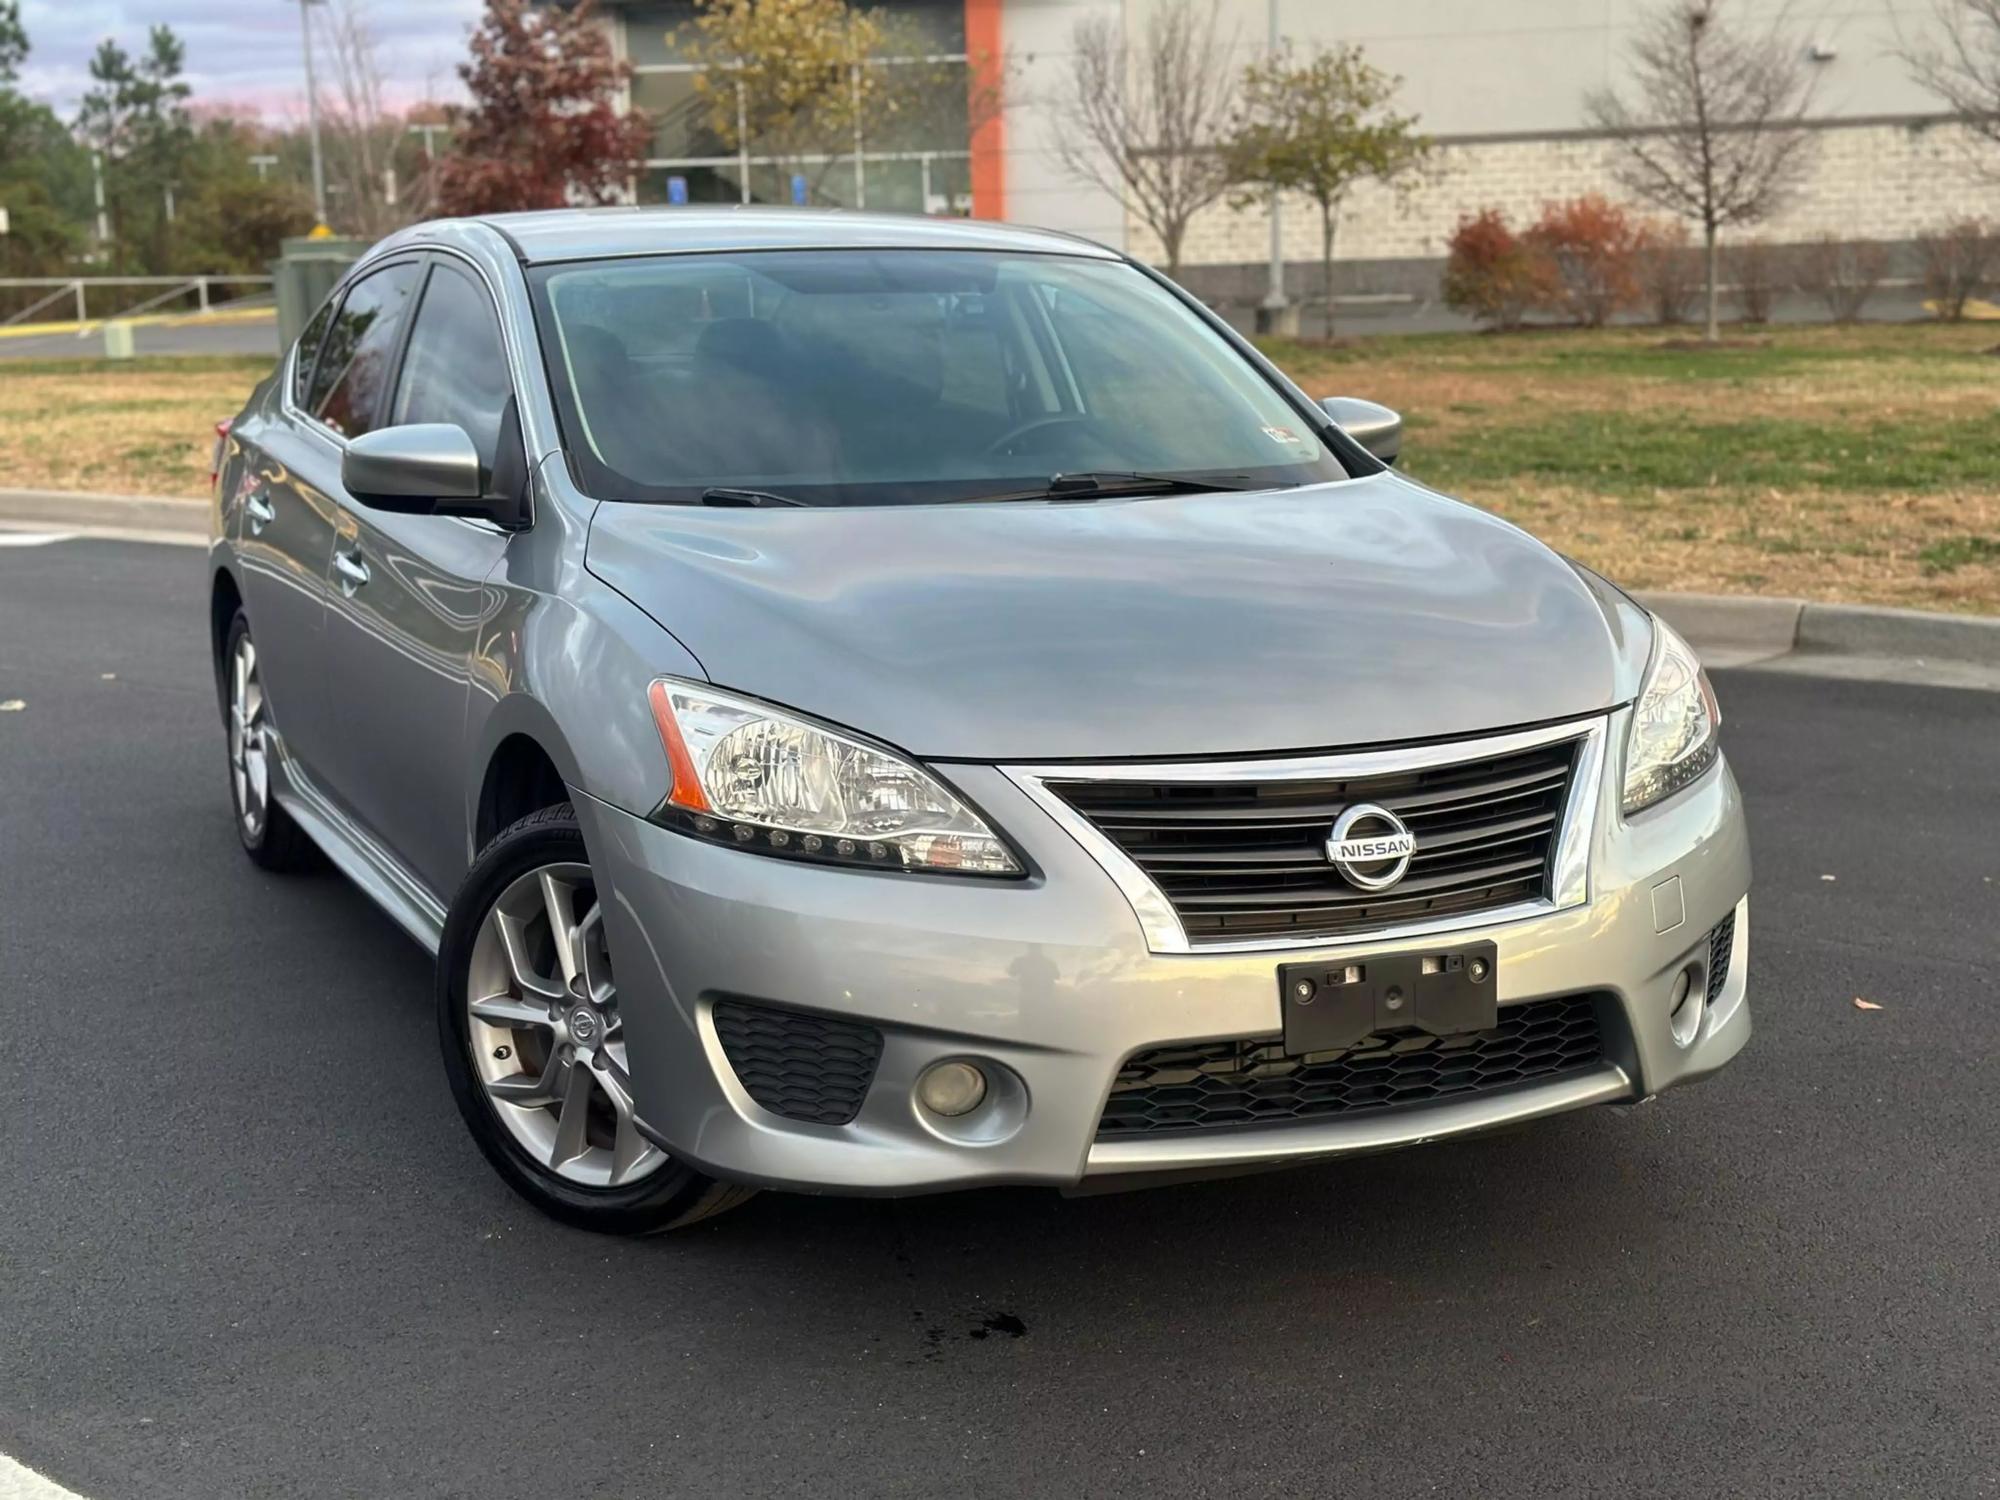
[469,697,587,857]
[209,565,245,717]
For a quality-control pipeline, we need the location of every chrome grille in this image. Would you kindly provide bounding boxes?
[1047,734,1585,946]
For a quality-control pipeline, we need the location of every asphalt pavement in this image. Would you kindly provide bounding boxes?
[0,538,1995,1499]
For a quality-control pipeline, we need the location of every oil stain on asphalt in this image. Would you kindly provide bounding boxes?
[913,1309,1029,1360]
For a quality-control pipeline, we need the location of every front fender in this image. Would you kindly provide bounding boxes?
[465,467,705,857]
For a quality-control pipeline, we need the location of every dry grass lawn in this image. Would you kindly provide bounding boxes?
[0,354,273,499]
[4,325,1997,613]
[1262,323,2000,615]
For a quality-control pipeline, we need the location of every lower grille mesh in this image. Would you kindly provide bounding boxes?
[1099,994,1605,1138]
[713,1000,882,1126]
[1705,911,1736,1004]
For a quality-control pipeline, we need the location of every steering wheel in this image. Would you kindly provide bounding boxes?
[982,414,1091,459]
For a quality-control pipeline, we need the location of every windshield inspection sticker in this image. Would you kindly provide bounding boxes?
[1262,425,1306,445]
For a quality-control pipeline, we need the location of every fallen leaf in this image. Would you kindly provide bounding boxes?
[1853,997,1883,1011]
[0,699,24,712]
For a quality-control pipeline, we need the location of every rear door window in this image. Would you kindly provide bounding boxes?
[311,260,423,439]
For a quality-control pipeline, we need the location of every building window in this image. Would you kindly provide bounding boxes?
[619,0,976,214]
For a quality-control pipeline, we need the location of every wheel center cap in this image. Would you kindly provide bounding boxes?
[566,1005,600,1045]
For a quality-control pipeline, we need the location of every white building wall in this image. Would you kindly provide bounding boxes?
[996,0,1988,268]
[1000,0,1131,247]
[1134,0,1954,133]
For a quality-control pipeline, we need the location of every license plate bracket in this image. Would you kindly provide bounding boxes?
[1279,942,1499,1055]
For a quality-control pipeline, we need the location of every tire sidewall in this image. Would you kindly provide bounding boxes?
[437,807,719,1234]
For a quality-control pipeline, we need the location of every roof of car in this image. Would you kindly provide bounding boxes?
[464,206,1123,265]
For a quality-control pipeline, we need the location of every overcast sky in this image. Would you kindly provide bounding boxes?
[16,0,483,119]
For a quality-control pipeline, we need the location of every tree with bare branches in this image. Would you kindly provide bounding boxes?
[1051,0,1239,278]
[1903,1,2000,178]
[1585,0,1819,341]
[311,0,429,237]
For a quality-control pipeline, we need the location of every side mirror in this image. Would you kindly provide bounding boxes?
[1319,397,1403,467]
[341,423,524,528]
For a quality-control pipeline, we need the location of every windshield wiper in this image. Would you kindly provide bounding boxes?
[698,474,1271,508]
[977,471,1269,504]
[700,486,811,508]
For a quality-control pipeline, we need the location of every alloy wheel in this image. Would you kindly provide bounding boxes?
[227,633,270,839]
[465,863,667,1188]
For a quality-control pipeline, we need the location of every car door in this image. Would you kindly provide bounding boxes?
[315,255,518,898]
[244,256,428,787]
[230,289,348,782]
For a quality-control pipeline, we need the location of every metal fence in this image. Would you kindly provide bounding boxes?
[0,275,276,329]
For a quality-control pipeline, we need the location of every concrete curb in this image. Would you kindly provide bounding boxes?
[1636,589,2000,669]
[1794,600,2000,665]
[1635,592,1802,668]
[0,306,275,342]
[0,488,207,538]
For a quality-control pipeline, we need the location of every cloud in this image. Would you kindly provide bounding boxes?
[16,0,483,118]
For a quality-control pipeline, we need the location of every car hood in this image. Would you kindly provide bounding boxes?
[585,474,1632,761]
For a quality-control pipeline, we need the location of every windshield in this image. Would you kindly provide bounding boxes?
[527,249,1351,506]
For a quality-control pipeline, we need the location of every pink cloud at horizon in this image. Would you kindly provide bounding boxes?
[16,0,481,120]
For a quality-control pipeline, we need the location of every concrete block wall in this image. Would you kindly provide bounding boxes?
[1126,120,1995,288]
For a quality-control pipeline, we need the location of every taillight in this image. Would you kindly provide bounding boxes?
[210,419,232,492]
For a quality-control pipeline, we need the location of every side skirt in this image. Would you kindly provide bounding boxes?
[267,735,448,955]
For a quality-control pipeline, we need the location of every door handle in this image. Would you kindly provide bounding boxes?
[334,549,371,596]
[244,490,275,535]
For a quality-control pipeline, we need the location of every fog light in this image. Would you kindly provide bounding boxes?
[916,1061,988,1118]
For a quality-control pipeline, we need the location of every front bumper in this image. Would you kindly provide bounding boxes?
[573,720,1750,1196]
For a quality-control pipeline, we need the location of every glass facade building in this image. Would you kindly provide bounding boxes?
[610,1,978,215]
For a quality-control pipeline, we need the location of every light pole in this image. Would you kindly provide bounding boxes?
[1256,0,1291,335]
[406,121,449,160]
[91,151,110,247]
[293,0,329,228]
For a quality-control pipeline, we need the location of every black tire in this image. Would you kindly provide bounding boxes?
[220,610,320,873]
[437,804,756,1235]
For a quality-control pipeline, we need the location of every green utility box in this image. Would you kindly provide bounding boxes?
[271,235,368,350]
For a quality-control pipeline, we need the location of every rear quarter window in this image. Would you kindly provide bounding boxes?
[291,295,338,408]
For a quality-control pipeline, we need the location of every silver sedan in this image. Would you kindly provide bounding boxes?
[209,208,1748,1233]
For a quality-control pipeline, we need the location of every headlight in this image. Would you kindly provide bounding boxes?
[646,680,1024,877]
[1622,620,1722,815]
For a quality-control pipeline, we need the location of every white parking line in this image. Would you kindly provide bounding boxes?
[0,1452,89,1500]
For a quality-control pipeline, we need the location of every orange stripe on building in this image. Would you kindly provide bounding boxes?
[965,0,1004,219]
